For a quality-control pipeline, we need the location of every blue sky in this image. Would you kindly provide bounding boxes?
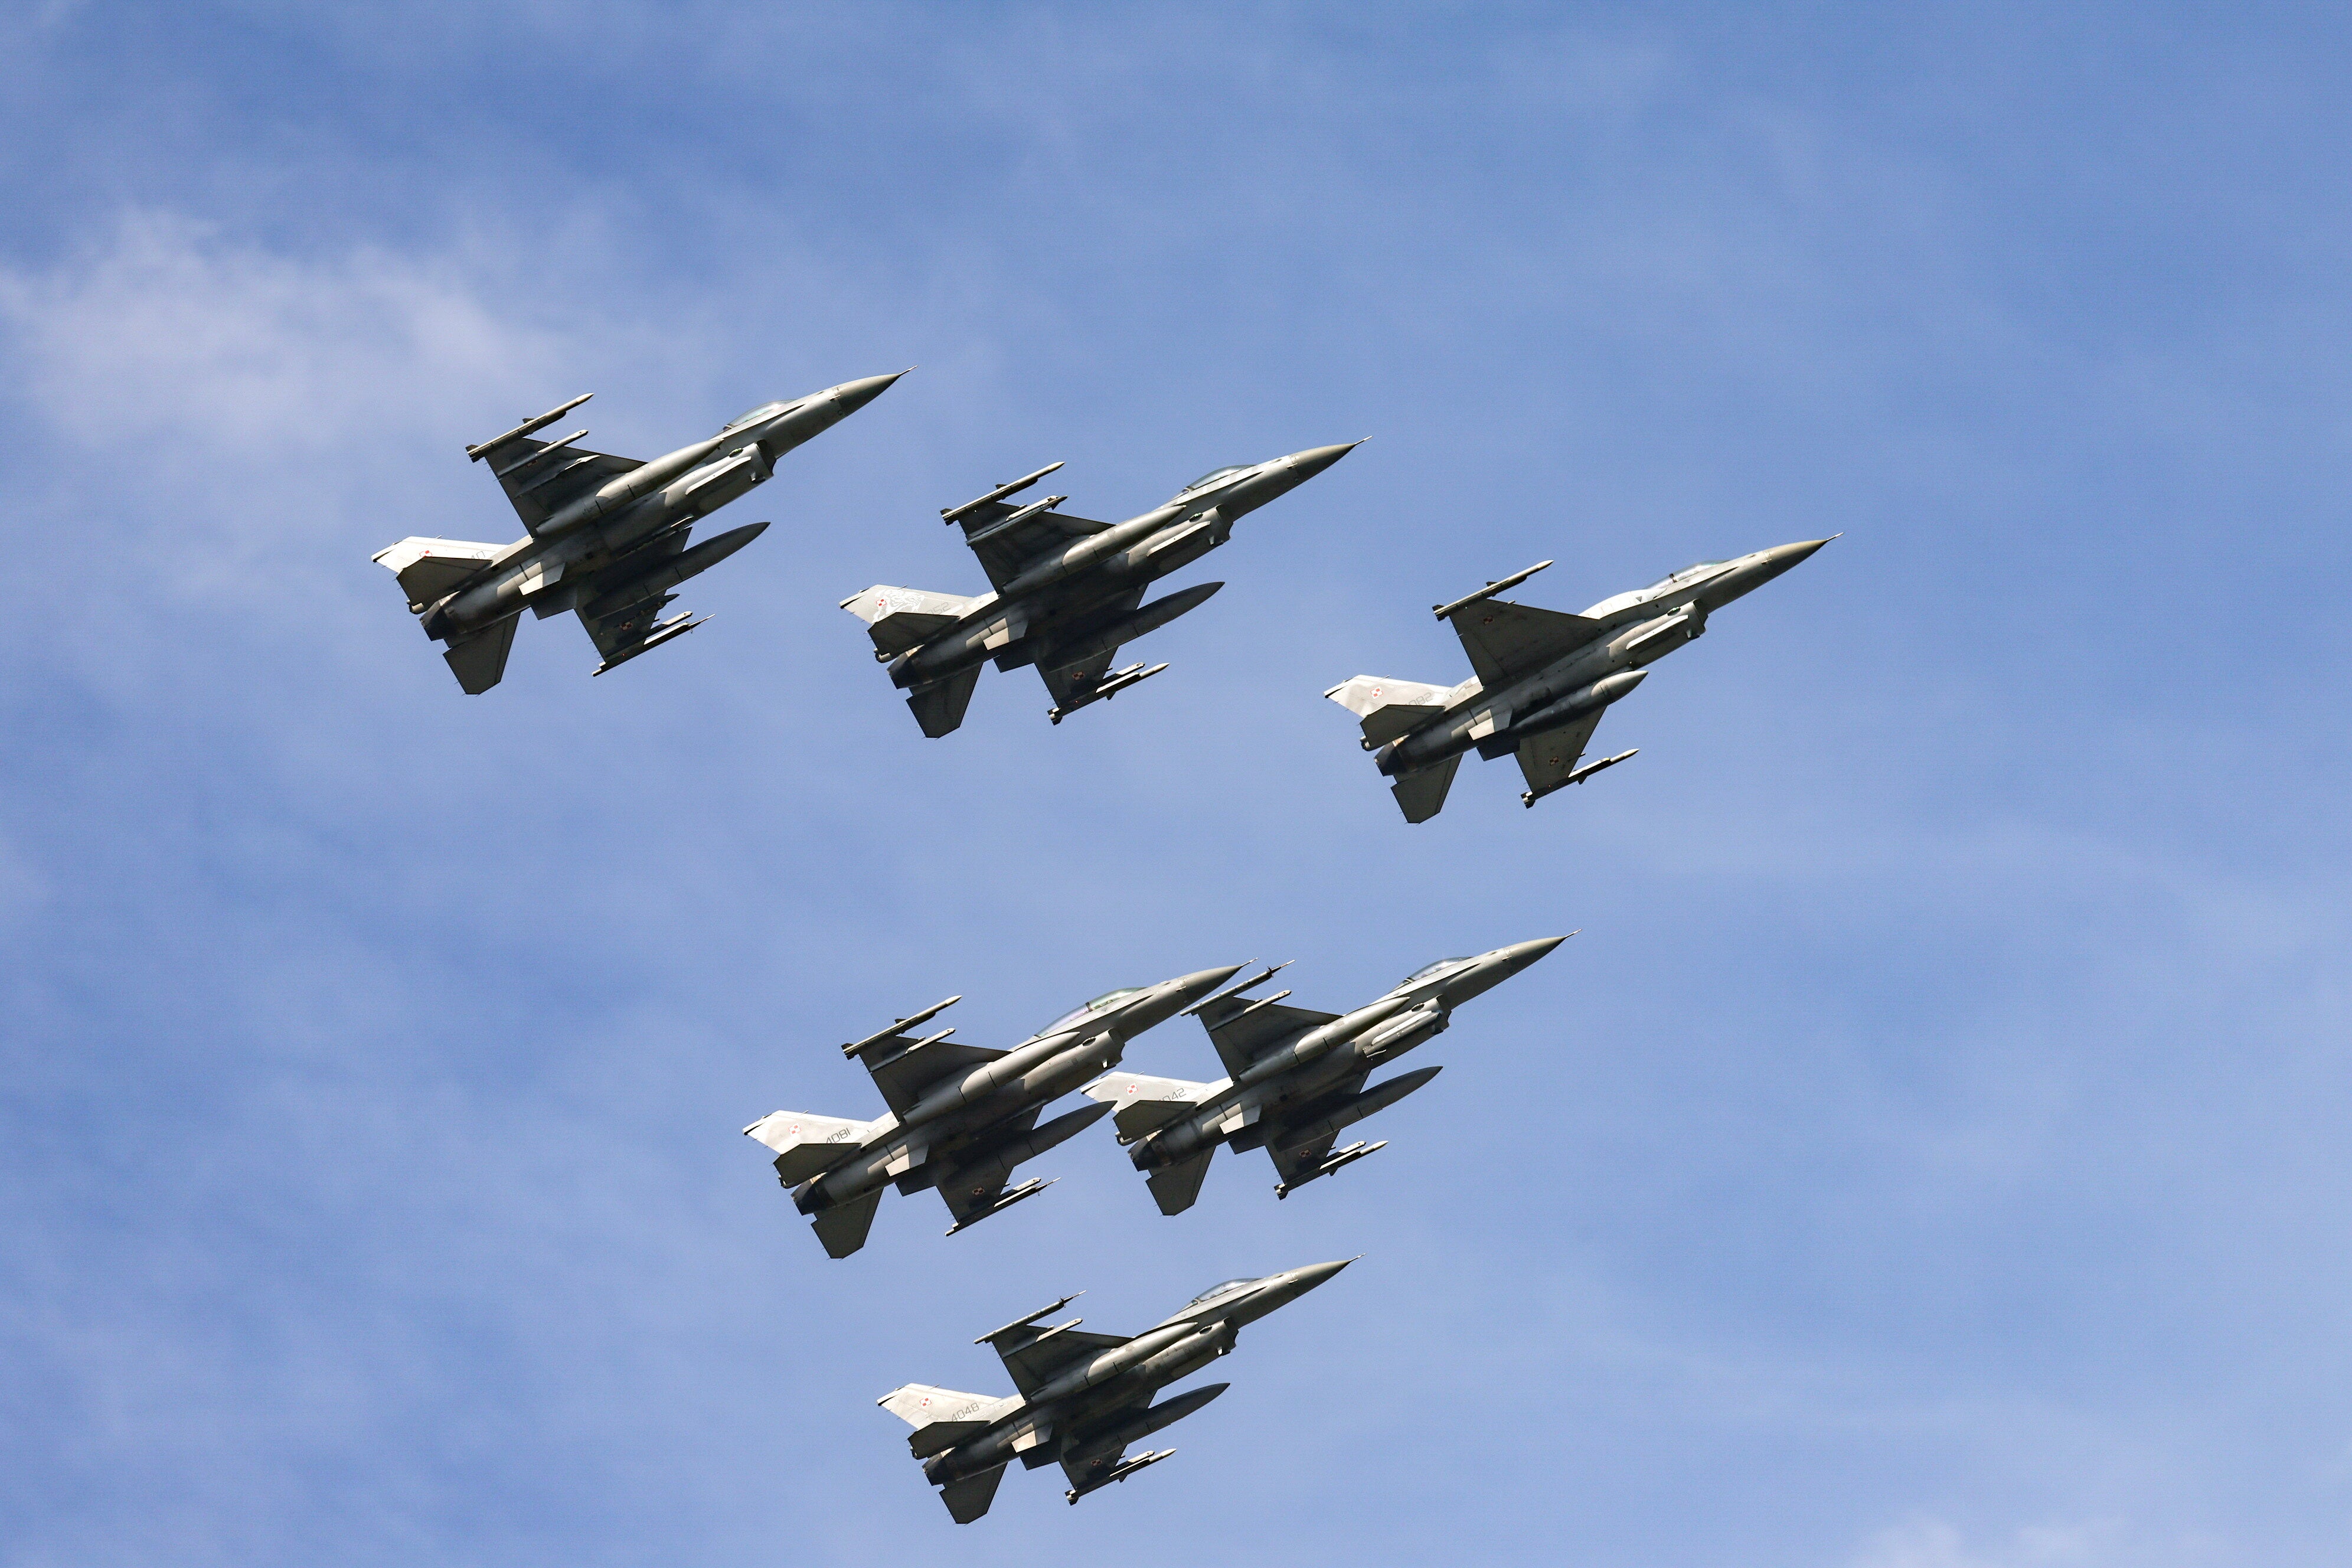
[4,4,2351,1564]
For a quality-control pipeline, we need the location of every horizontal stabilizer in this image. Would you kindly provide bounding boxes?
[442,615,518,695]
[810,1186,883,1259]
[1390,753,1461,824]
[907,664,982,738]
[1146,1148,1215,1216]
[940,1463,1007,1524]
[741,1109,873,1185]
[839,584,985,656]
[373,536,505,613]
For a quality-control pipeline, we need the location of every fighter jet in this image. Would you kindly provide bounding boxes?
[373,372,904,692]
[878,1260,1351,1521]
[742,965,1241,1257]
[841,443,1358,735]
[1085,938,1566,1210]
[1325,540,1835,821]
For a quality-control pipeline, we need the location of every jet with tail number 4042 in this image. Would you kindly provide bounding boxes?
[841,443,1357,735]
[373,373,903,692]
[1085,938,1566,1210]
[878,1262,1351,1521]
[741,966,1240,1257]
[1326,539,1835,821]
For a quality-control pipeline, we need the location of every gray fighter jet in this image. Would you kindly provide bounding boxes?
[879,1260,1351,1520]
[1326,540,1835,821]
[373,372,904,692]
[842,443,1358,734]
[1085,938,1566,1210]
[743,966,1241,1257]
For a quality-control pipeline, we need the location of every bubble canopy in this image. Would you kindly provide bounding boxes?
[1180,463,1252,494]
[1036,987,1145,1038]
[1400,957,1471,986]
[721,400,790,432]
[1187,1278,1255,1306]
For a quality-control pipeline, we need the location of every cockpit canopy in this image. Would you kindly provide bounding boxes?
[720,400,792,433]
[1187,1277,1255,1307]
[1642,560,1727,594]
[1037,986,1145,1038]
[1178,463,1252,495]
[1400,957,1470,987]
[1582,560,1730,618]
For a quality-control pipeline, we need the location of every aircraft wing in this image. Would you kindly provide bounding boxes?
[1262,1068,1373,1187]
[1033,587,1144,708]
[1444,597,1604,687]
[573,528,695,661]
[1513,710,1606,797]
[1193,994,1340,1082]
[859,1034,1010,1119]
[483,434,643,535]
[985,1321,1133,1398]
[953,499,1115,592]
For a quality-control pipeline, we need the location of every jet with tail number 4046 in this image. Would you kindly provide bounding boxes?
[841,443,1357,735]
[741,966,1240,1257]
[1326,539,1835,821]
[878,1262,1351,1521]
[373,373,903,692]
[1085,938,1566,1210]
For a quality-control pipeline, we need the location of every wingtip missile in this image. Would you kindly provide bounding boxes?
[466,393,592,461]
[1048,661,1168,724]
[976,1292,1085,1344]
[843,996,962,1059]
[589,612,703,675]
[943,1177,1056,1236]
[1433,560,1553,620]
[1182,959,1294,1015]
[1521,747,1638,806]
[942,462,1066,523]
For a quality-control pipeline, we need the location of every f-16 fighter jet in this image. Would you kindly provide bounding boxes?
[742,966,1241,1257]
[879,1260,1351,1521]
[842,443,1358,735]
[1085,938,1566,1210]
[1326,539,1835,821]
[373,373,904,692]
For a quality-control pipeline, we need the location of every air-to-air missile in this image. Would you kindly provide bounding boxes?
[1086,938,1567,1210]
[878,1262,1352,1521]
[742,966,1242,1257]
[372,372,906,692]
[1325,539,1837,821]
[841,444,1358,735]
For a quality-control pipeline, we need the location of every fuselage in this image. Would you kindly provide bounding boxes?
[1378,539,1828,776]
[1128,939,1562,1172]
[420,377,895,643]
[795,966,1241,1216]
[890,443,1356,689]
[918,1263,1348,1485]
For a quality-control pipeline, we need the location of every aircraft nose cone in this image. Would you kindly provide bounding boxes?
[1286,1259,1355,1295]
[1168,965,1247,1005]
[1499,935,1570,966]
[1771,536,1835,567]
[832,369,911,414]
[1285,441,1362,481]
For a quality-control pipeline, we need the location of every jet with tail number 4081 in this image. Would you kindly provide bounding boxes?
[373,372,903,692]
[841,443,1357,735]
[878,1261,1351,1521]
[741,966,1240,1257]
[1325,539,1835,821]
[1085,938,1566,1211]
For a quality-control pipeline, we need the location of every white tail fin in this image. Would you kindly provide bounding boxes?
[373,536,504,613]
[879,1383,1011,1433]
[840,584,984,656]
[1084,1072,1222,1142]
[1325,674,1466,746]
[742,1109,876,1185]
